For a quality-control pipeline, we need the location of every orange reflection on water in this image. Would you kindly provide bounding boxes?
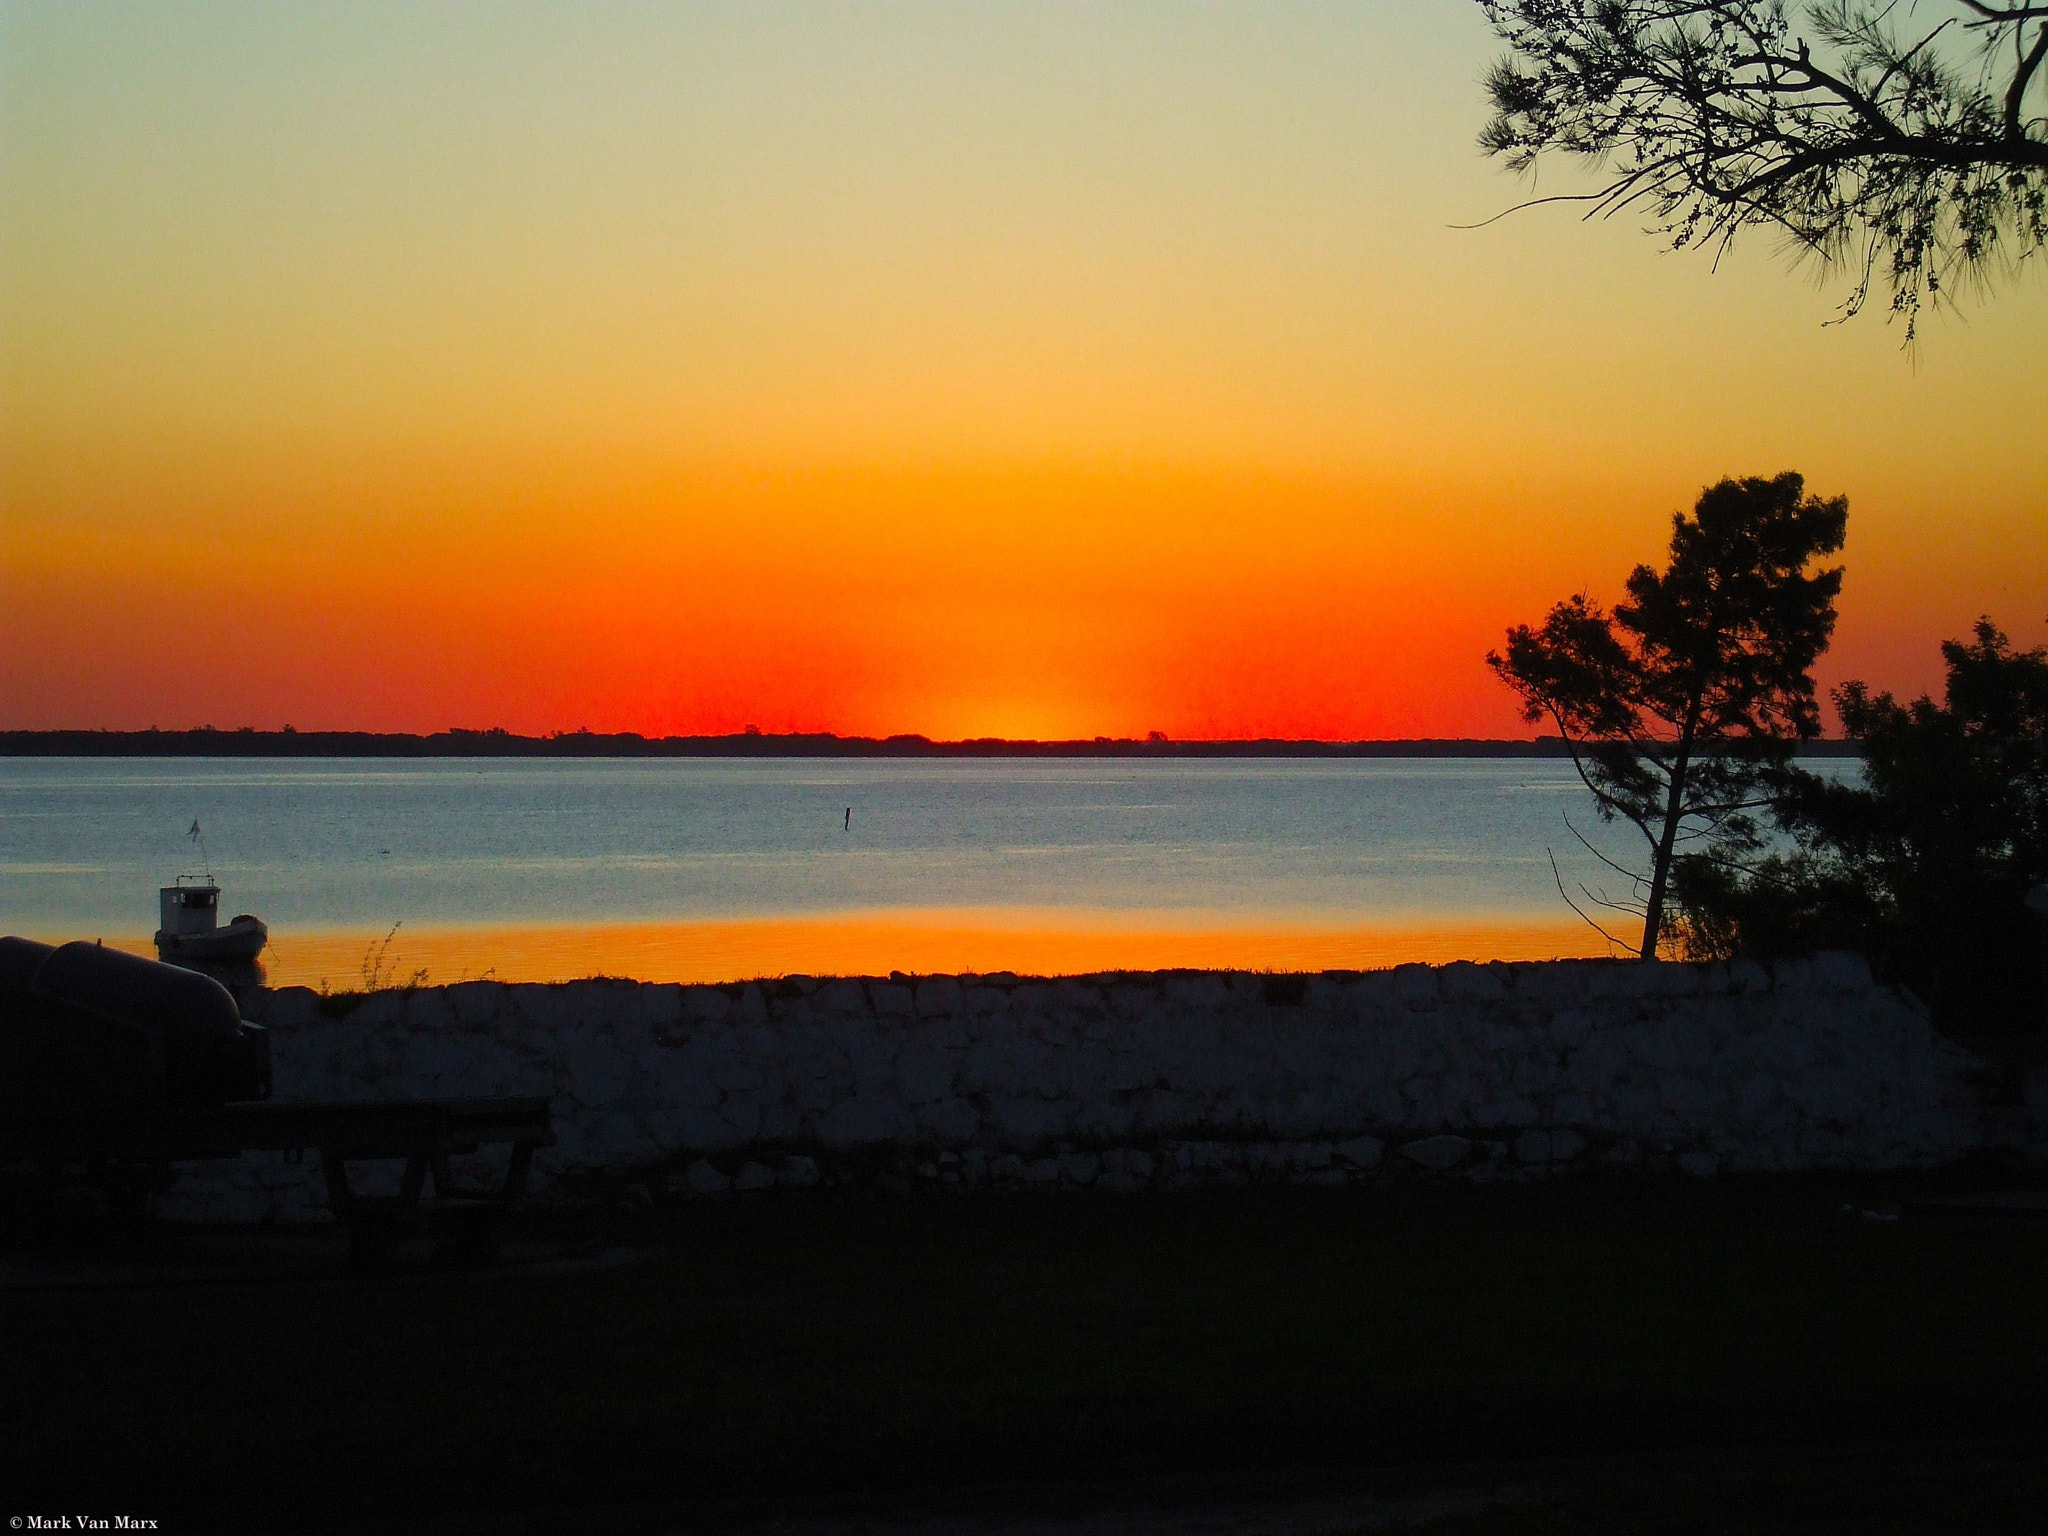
[140,909,1616,989]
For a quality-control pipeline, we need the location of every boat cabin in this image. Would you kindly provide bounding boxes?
[160,880,222,937]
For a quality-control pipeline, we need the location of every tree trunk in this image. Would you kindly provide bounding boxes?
[1639,705,1700,960]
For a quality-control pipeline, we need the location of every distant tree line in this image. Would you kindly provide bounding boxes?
[0,729,1626,760]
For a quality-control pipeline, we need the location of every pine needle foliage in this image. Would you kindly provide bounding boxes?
[1477,1,2048,337]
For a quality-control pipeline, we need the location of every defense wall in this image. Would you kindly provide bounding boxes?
[164,955,2009,1222]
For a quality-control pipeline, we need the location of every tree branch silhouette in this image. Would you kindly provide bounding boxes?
[1477,1,2048,338]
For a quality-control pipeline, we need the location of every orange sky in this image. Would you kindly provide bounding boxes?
[4,2,2043,739]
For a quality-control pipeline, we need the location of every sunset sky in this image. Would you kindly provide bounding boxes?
[5,1,2043,741]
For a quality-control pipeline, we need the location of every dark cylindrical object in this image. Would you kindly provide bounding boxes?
[0,938,271,1121]
[0,935,54,997]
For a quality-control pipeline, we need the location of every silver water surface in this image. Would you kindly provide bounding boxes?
[0,756,1843,937]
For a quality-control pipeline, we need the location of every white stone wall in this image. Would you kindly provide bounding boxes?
[162,955,2001,1222]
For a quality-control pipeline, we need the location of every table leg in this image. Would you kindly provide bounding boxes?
[504,1141,534,1199]
[321,1151,354,1214]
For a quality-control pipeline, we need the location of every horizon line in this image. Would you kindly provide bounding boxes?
[0,727,1860,759]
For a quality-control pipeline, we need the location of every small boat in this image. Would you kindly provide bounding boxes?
[156,877,268,963]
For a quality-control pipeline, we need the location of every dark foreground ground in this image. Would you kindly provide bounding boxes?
[4,1174,2047,1534]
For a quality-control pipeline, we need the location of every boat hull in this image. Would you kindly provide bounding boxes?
[156,915,268,963]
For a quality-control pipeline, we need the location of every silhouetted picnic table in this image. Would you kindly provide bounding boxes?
[19,1096,554,1264]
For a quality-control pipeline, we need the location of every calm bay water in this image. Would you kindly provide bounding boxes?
[2,756,1724,983]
